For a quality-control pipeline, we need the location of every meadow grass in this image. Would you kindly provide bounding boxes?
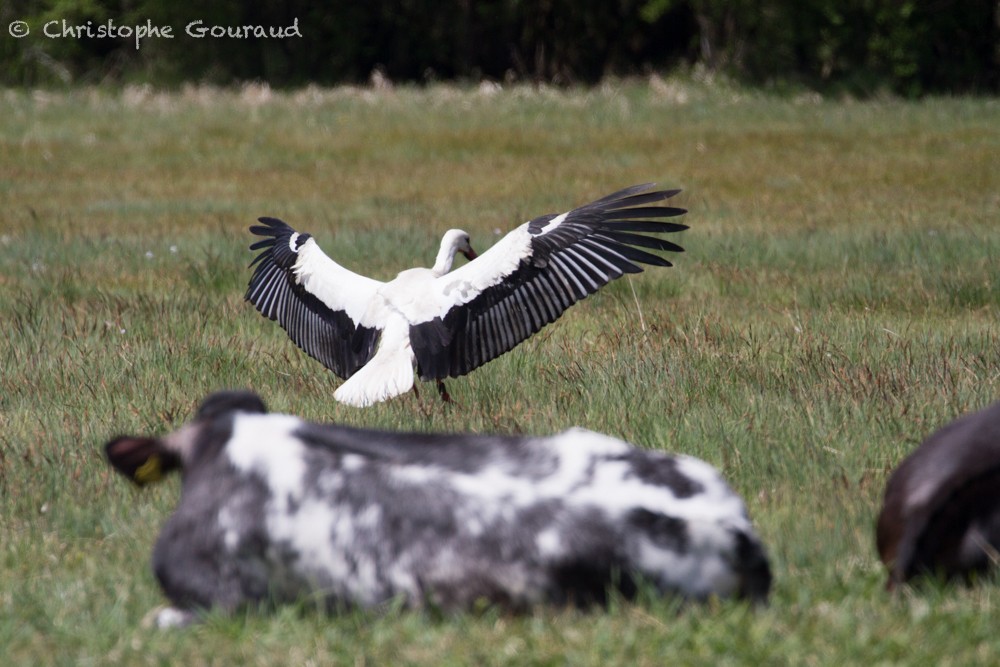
[1,79,999,665]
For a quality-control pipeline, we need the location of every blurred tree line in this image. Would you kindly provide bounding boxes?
[1,0,997,95]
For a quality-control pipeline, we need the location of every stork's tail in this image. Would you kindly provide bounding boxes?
[334,346,415,407]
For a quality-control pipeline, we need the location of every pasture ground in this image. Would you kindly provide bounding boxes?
[1,79,998,665]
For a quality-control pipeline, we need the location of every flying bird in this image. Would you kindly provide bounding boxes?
[245,183,687,407]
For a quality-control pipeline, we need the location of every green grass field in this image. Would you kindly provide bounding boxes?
[1,79,999,665]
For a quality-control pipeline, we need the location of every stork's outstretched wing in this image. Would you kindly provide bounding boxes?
[245,218,383,379]
[411,184,687,379]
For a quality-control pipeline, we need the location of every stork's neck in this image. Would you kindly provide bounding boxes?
[431,238,458,276]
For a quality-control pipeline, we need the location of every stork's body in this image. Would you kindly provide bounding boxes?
[246,184,688,407]
[341,267,448,406]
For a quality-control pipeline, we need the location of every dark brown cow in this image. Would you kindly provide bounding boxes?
[877,401,1000,588]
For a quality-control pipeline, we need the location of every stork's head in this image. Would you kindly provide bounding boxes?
[433,229,478,275]
[447,228,477,261]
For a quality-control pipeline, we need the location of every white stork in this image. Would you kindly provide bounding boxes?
[245,183,687,407]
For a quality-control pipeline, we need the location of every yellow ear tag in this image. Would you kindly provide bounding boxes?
[134,455,163,484]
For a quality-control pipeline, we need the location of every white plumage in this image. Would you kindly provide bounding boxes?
[245,184,687,407]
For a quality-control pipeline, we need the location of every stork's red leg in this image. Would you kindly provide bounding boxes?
[436,381,452,403]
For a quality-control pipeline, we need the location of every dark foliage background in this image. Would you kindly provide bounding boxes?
[1,0,997,95]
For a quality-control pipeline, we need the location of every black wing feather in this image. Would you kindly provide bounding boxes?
[411,184,687,380]
[245,217,379,379]
[596,230,686,253]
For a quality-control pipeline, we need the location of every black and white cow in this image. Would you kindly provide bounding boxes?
[877,400,1000,589]
[105,391,771,627]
